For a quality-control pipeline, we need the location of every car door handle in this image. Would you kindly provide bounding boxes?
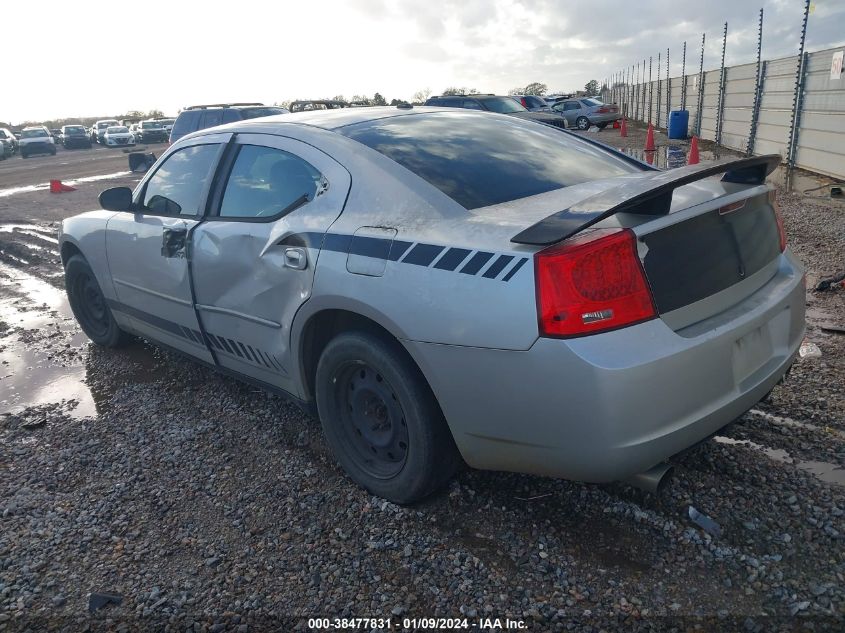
[161,227,187,258]
[283,247,307,270]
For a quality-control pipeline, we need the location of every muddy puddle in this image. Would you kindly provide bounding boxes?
[714,434,845,487]
[0,261,157,421]
[0,171,132,198]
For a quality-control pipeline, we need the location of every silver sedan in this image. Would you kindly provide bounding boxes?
[59,106,804,503]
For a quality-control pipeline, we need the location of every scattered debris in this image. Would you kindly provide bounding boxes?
[814,271,845,292]
[88,591,123,613]
[821,324,845,335]
[514,493,554,501]
[799,339,822,359]
[688,506,722,538]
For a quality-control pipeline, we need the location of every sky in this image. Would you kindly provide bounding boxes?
[4,0,844,123]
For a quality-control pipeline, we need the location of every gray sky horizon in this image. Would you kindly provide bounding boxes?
[4,0,844,123]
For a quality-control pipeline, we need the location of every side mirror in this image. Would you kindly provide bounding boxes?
[99,187,134,212]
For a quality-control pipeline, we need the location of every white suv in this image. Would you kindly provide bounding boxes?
[19,126,56,158]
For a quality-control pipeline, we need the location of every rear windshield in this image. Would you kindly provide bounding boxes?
[581,98,603,106]
[142,121,163,128]
[22,129,48,138]
[478,97,525,114]
[238,107,288,120]
[65,126,85,133]
[339,112,640,209]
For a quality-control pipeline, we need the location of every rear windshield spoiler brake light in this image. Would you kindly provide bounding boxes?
[511,154,780,246]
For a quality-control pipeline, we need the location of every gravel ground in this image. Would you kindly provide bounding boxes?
[1,134,844,632]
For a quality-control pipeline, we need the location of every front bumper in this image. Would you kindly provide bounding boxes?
[20,142,54,154]
[106,138,134,146]
[138,131,168,142]
[405,251,805,482]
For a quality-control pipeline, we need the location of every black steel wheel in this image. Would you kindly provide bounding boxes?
[315,331,461,504]
[65,254,130,347]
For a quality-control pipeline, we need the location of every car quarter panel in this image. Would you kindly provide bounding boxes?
[285,130,543,353]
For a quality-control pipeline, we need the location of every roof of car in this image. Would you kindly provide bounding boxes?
[228,105,455,132]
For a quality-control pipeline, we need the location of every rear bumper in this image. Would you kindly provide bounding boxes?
[405,251,805,482]
[64,138,91,148]
[589,112,620,124]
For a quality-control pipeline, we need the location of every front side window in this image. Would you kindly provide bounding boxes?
[219,145,322,219]
[142,144,220,216]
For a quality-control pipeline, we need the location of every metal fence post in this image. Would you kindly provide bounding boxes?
[666,47,671,123]
[657,52,662,127]
[648,56,653,123]
[715,22,728,145]
[749,60,767,155]
[642,58,647,120]
[681,42,687,110]
[747,8,764,155]
[696,33,706,136]
[787,0,811,168]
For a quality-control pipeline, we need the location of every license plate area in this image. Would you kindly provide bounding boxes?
[732,324,773,385]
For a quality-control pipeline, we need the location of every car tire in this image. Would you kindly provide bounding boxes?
[51,147,57,155]
[576,116,590,130]
[20,151,28,159]
[65,254,131,348]
[315,331,461,504]
[597,122,608,130]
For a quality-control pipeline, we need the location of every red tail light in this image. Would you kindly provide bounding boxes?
[534,229,656,338]
[520,97,529,108]
[596,107,610,113]
[769,190,786,252]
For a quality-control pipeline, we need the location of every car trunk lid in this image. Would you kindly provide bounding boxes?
[510,155,785,330]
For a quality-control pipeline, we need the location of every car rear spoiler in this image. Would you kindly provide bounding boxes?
[510,154,781,246]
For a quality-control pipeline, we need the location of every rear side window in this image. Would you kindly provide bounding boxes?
[199,110,224,130]
[219,145,321,219]
[238,107,288,120]
[142,144,220,216]
[339,112,639,209]
[170,112,200,140]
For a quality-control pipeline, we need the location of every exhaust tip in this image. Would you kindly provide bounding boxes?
[623,463,674,494]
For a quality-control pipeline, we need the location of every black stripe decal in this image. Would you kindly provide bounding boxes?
[349,235,392,259]
[322,233,353,253]
[237,342,254,361]
[388,240,413,261]
[402,243,445,266]
[227,339,243,357]
[107,299,190,340]
[433,247,471,271]
[218,336,234,354]
[482,255,515,279]
[460,251,494,275]
[502,257,529,282]
[281,233,528,281]
[181,326,197,343]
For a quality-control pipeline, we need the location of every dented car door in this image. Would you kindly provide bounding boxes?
[190,133,351,394]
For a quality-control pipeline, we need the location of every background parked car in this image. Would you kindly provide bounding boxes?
[0,128,19,155]
[155,118,175,135]
[61,124,92,149]
[131,120,169,143]
[103,126,135,147]
[169,103,289,143]
[511,94,553,112]
[552,97,620,130]
[424,94,567,129]
[91,119,120,144]
[18,126,56,158]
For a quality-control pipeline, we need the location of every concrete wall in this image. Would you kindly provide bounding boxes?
[613,47,845,179]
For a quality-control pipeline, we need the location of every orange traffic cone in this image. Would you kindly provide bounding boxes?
[49,180,76,193]
[687,136,700,165]
[644,151,655,166]
[644,123,656,151]
[620,118,628,138]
